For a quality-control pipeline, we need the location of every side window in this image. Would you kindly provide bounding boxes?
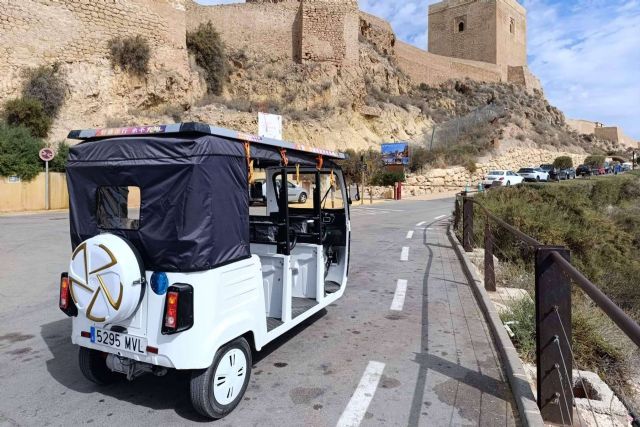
[96,186,141,230]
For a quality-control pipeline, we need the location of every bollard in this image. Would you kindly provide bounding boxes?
[462,197,473,252]
[484,220,496,291]
[535,247,572,425]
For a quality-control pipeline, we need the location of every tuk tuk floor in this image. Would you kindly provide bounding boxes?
[0,198,519,426]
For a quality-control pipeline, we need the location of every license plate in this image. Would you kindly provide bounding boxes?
[90,327,147,355]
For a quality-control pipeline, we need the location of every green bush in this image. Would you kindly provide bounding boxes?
[499,297,535,362]
[371,171,405,186]
[0,124,45,181]
[591,179,621,207]
[3,97,52,138]
[22,64,67,118]
[49,141,69,172]
[584,154,605,168]
[553,156,573,169]
[187,22,227,95]
[108,35,151,76]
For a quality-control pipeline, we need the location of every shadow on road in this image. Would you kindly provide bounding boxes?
[40,310,326,421]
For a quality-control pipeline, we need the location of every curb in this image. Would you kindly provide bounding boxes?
[447,225,544,427]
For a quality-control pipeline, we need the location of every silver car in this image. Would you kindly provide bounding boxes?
[274,178,308,203]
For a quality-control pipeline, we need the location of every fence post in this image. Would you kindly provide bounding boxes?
[463,197,473,252]
[535,247,572,425]
[484,219,496,291]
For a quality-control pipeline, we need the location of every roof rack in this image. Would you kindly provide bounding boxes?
[67,122,347,160]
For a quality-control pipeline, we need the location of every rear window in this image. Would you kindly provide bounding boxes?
[519,168,534,172]
[488,171,504,175]
[96,186,141,230]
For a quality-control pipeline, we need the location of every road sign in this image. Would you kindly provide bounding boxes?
[39,147,55,162]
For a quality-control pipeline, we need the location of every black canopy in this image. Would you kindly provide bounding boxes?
[67,123,344,272]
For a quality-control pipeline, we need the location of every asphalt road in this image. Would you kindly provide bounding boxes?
[0,198,515,426]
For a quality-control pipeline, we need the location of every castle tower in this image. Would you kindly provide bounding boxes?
[427,0,527,67]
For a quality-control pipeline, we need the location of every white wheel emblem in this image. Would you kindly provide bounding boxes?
[213,349,247,406]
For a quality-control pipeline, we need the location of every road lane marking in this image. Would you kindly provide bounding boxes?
[336,361,385,427]
[406,230,414,239]
[434,214,447,220]
[416,221,426,226]
[400,247,409,261]
[390,279,408,311]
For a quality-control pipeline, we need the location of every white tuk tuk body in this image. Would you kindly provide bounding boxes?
[61,123,350,418]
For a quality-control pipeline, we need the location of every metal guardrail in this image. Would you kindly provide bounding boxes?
[455,192,640,426]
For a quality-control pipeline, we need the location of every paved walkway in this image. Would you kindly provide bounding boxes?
[408,219,517,426]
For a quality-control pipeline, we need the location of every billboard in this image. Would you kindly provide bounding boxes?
[381,142,409,165]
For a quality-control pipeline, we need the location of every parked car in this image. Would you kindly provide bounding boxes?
[557,168,576,180]
[517,167,548,182]
[590,166,606,175]
[483,170,524,188]
[274,178,308,203]
[576,164,592,177]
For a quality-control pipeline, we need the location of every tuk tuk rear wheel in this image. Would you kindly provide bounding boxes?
[190,337,252,419]
[78,347,120,385]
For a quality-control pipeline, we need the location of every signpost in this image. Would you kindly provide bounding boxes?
[39,148,55,210]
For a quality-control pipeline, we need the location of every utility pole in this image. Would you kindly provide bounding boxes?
[633,151,636,171]
[360,155,365,206]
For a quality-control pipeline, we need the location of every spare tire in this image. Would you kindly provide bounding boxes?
[68,234,144,324]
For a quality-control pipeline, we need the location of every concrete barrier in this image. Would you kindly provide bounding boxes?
[0,173,69,213]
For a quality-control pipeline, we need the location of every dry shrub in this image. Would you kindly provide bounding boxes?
[108,35,151,76]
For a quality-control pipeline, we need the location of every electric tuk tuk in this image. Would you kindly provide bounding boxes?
[59,122,351,419]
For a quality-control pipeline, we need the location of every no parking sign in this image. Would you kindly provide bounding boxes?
[39,148,56,210]
[39,147,55,162]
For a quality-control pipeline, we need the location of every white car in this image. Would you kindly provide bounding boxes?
[483,170,524,187]
[60,123,351,420]
[517,167,549,182]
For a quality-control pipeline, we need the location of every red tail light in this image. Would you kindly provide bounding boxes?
[59,275,70,310]
[161,283,194,335]
[164,291,179,329]
[499,177,504,181]
[59,272,77,317]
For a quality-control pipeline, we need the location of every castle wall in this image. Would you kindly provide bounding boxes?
[300,0,359,66]
[185,1,301,62]
[0,0,202,141]
[359,12,396,57]
[428,0,498,64]
[566,119,598,135]
[496,0,527,66]
[396,41,507,87]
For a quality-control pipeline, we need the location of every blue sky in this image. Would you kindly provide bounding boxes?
[197,0,640,139]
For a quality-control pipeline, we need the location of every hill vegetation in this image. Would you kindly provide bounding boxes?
[472,174,640,406]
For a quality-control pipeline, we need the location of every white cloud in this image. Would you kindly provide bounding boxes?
[524,0,640,138]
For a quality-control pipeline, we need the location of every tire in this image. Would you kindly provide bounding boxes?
[506,181,511,187]
[190,337,252,420]
[298,192,307,204]
[78,347,120,385]
[536,176,540,182]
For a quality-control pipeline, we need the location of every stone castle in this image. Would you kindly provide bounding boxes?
[0,0,633,146]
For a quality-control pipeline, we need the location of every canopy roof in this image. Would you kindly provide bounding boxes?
[68,122,347,161]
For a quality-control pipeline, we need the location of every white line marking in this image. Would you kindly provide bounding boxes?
[406,230,414,239]
[434,214,447,220]
[336,361,385,427]
[390,279,408,311]
[416,221,426,227]
[400,247,409,261]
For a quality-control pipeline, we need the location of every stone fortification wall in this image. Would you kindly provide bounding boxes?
[300,0,359,65]
[359,12,396,57]
[507,66,542,92]
[396,41,507,86]
[428,0,526,67]
[567,120,638,148]
[0,0,203,141]
[186,1,301,62]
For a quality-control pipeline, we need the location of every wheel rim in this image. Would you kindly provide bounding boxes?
[213,348,247,406]
[300,194,307,203]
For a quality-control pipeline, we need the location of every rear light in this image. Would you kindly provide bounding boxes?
[498,177,504,181]
[161,283,194,335]
[81,331,91,338]
[164,291,179,329]
[59,273,77,317]
[146,346,159,354]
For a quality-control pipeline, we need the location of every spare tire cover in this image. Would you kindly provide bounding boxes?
[68,234,144,324]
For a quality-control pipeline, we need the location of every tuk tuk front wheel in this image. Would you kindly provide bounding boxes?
[190,337,252,419]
